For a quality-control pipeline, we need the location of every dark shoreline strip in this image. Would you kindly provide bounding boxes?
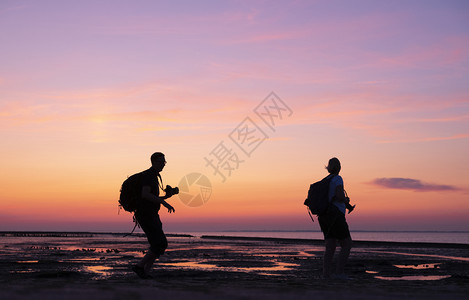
[2,231,468,249]
[0,231,193,238]
[200,235,469,249]
[0,232,95,238]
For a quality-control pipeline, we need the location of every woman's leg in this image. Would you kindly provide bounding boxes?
[336,237,352,275]
[323,238,337,278]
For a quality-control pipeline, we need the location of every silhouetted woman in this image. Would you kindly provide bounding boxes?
[318,157,352,279]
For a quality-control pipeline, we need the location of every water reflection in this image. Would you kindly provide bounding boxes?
[85,265,112,276]
[158,260,299,275]
[365,250,469,262]
[162,261,218,269]
[10,269,34,274]
[64,257,101,262]
[254,251,316,258]
[376,275,451,281]
[394,263,440,270]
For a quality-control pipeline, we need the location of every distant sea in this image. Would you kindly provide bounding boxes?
[1,231,468,245]
[180,231,469,245]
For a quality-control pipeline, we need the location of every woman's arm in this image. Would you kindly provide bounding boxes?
[334,185,348,203]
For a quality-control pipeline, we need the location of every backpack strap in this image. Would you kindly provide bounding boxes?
[306,207,315,222]
[157,173,164,191]
[123,215,140,237]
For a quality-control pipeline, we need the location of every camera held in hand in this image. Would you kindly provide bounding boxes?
[345,196,355,214]
[164,185,179,196]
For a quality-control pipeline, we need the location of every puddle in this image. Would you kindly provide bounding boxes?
[66,257,102,262]
[169,245,233,251]
[158,260,299,274]
[10,269,35,274]
[254,251,316,258]
[57,257,103,264]
[238,261,298,273]
[12,261,39,274]
[370,263,447,280]
[365,250,469,262]
[62,247,111,252]
[298,251,316,257]
[163,261,219,269]
[376,275,451,281]
[85,266,112,276]
[394,263,441,270]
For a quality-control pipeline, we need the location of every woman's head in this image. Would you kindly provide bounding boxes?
[326,157,341,174]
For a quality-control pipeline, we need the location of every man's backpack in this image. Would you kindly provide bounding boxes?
[304,174,336,221]
[119,172,144,213]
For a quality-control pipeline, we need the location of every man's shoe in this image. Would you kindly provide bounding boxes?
[132,265,150,279]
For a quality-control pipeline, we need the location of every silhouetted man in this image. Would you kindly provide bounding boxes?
[132,152,176,279]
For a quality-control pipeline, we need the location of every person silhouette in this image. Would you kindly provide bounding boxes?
[317,157,353,279]
[132,152,176,279]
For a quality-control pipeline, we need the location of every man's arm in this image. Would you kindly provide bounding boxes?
[141,186,175,213]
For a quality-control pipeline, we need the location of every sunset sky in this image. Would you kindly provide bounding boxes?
[1,0,468,233]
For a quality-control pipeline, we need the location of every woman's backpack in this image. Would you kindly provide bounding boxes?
[304,174,335,221]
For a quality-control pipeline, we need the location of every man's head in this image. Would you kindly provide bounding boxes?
[326,157,341,174]
[151,152,166,172]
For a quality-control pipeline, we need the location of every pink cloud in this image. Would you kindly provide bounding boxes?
[378,133,469,144]
[371,177,460,192]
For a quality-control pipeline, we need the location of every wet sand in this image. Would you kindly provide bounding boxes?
[1,232,468,299]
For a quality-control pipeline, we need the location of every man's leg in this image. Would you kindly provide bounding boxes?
[133,213,161,278]
[137,212,168,274]
[141,250,158,274]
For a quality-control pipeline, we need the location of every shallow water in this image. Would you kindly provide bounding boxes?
[394,263,441,270]
[375,275,451,281]
[188,231,469,244]
[1,233,468,286]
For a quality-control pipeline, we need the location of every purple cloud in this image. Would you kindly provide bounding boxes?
[372,178,458,192]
